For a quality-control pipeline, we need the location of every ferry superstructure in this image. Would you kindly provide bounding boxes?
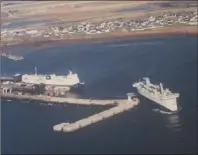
[21,69,84,88]
[22,72,81,86]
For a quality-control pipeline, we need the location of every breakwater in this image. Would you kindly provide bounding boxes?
[0,93,129,106]
[53,98,139,132]
[1,93,139,133]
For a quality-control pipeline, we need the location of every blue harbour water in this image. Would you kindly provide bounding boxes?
[1,35,197,154]
[2,20,76,30]
[116,1,197,13]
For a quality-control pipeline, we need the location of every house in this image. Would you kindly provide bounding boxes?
[26,30,38,35]
[149,16,156,22]
[104,29,110,33]
[190,15,197,22]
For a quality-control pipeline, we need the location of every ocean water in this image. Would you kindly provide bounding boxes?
[1,35,197,154]
[116,1,197,13]
[1,19,53,29]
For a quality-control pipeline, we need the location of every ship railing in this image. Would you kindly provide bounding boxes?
[160,93,179,98]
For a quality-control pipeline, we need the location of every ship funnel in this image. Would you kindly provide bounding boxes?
[143,77,151,86]
[69,70,73,75]
[160,83,164,94]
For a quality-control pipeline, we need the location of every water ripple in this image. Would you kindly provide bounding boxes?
[165,114,183,132]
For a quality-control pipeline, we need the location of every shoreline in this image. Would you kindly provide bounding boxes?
[2,26,198,49]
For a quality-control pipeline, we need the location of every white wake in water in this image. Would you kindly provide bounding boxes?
[152,105,182,115]
[106,41,163,48]
[152,109,174,115]
[106,44,130,48]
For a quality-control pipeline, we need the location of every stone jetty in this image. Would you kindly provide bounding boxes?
[53,98,139,132]
[0,93,124,106]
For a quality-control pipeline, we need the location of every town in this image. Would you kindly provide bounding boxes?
[1,10,197,44]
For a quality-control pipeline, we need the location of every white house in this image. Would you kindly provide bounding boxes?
[26,30,38,35]
[149,16,156,22]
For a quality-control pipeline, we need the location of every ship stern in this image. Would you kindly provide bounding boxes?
[70,82,85,93]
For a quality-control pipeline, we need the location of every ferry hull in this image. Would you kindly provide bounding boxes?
[137,89,178,112]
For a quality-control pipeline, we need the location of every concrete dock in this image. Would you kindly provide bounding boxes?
[53,98,139,132]
[1,93,126,106]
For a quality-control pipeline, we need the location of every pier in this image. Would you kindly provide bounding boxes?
[1,53,24,61]
[1,93,128,106]
[53,98,139,132]
[1,90,139,133]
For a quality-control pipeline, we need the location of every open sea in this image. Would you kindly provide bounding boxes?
[1,34,197,154]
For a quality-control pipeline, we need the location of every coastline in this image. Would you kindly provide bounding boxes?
[2,26,198,49]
